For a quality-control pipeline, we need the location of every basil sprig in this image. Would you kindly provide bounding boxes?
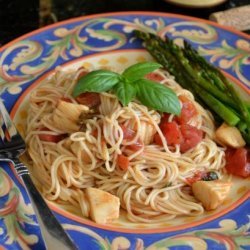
[73,70,121,94]
[73,62,181,115]
[135,79,180,113]
[113,79,136,106]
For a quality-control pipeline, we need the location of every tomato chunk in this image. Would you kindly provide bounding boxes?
[117,154,129,170]
[60,97,73,103]
[161,121,183,145]
[92,129,98,137]
[38,127,65,143]
[121,125,135,140]
[186,171,205,185]
[155,112,203,152]
[161,113,172,124]
[77,69,89,79]
[180,124,203,153]
[177,95,197,124]
[127,139,144,151]
[186,171,218,185]
[145,72,165,82]
[75,92,101,108]
[225,148,250,178]
[154,133,163,146]
[154,122,202,152]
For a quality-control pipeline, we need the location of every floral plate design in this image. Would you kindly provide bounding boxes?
[0,12,249,250]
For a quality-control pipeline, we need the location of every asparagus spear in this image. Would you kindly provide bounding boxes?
[166,39,240,110]
[193,85,240,126]
[182,40,250,139]
[182,41,250,129]
[135,31,203,101]
[183,41,227,92]
[135,30,240,125]
[134,30,250,144]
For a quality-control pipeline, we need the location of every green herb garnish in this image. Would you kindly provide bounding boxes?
[73,62,181,115]
[136,78,180,113]
[113,79,136,106]
[73,70,120,94]
[202,171,218,181]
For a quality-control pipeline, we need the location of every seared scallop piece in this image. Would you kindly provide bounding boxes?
[192,180,232,210]
[52,100,89,132]
[86,187,120,224]
[215,123,245,148]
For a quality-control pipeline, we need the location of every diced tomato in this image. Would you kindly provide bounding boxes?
[180,124,203,153]
[92,129,98,137]
[155,115,203,151]
[117,154,129,170]
[127,139,144,151]
[177,95,197,124]
[161,121,183,145]
[160,113,172,124]
[225,148,250,178]
[38,127,65,143]
[77,70,89,79]
[154,122,183,146]
[121,125,135,140]
[60,97,73,103]
[75,92,101,108]
[145,72,165,82]
[159,96,197,127]
[186,171,206,185]
[154,133,163,146]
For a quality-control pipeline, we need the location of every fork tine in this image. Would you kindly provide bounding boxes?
[0,122,5,141]
[0,104,77,249]
[0,109,6,141]
[0,100,18,141]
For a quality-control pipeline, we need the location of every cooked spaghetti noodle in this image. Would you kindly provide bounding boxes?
[25,67,226,223]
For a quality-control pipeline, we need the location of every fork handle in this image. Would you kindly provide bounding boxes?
[20,172,77,250]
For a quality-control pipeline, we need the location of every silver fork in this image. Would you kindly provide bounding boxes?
[0,100,77,250]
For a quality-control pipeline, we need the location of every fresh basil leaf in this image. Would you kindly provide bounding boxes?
[113,80,137,106]
[136,79,181,115]
[122,62,162,82]
[73,70,120,97]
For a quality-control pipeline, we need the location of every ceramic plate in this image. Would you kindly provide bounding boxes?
[164,0,227,8]
[0,12,249,250]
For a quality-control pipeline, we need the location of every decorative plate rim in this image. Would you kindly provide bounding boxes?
[0,11,249,56]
